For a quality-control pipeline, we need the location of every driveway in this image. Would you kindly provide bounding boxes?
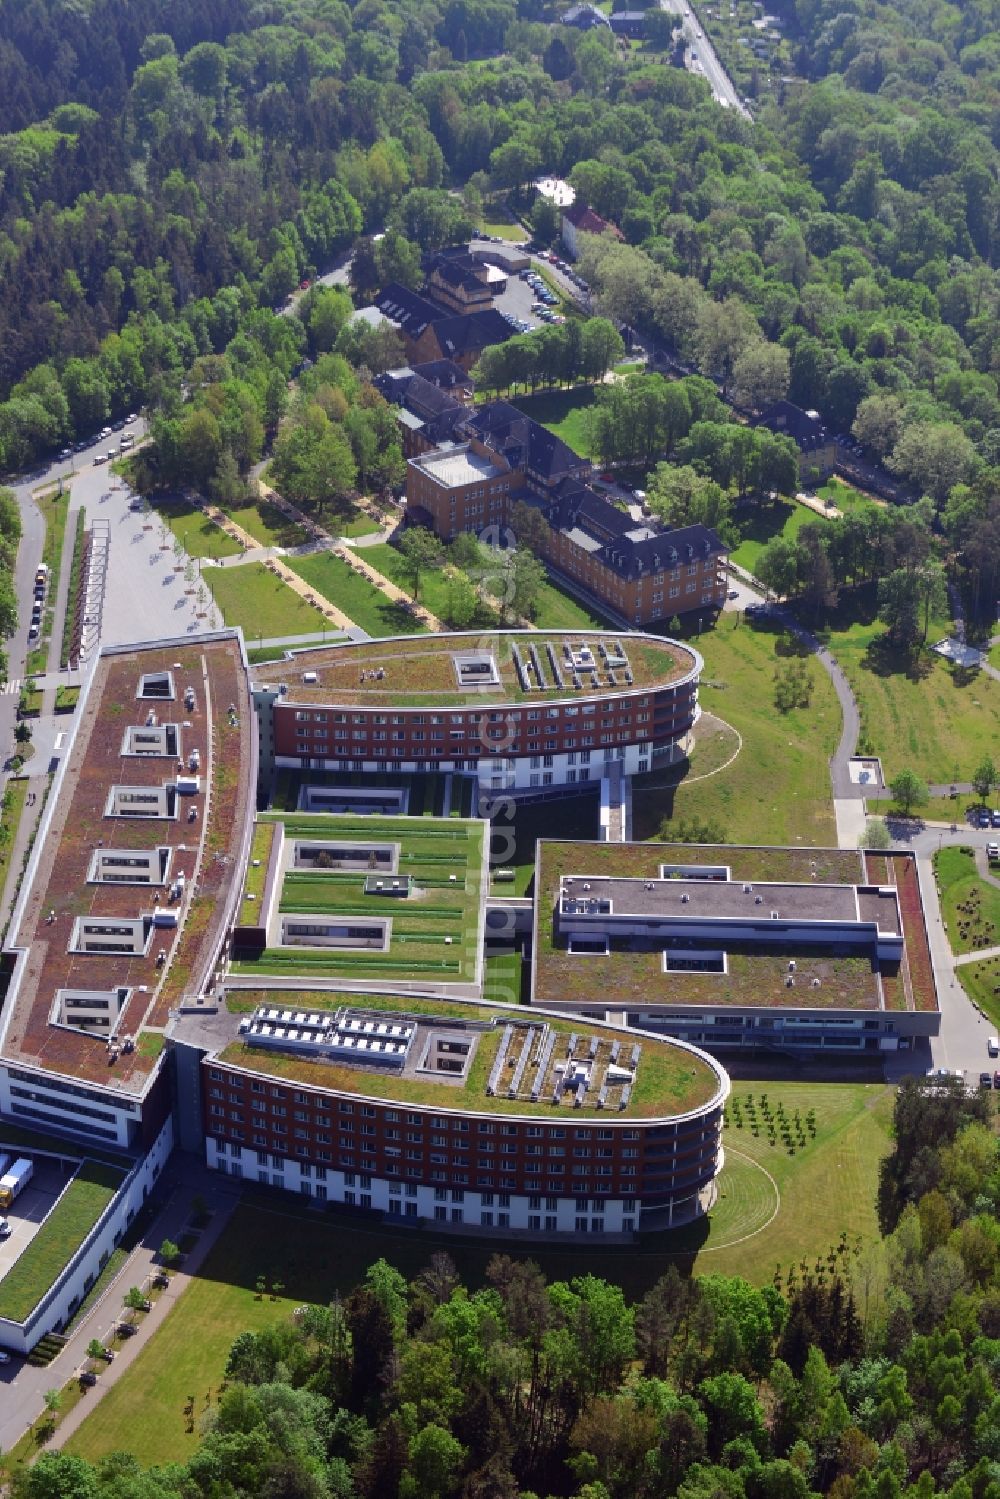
[0,1161,243,1456]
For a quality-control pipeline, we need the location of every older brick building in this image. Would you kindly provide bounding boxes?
[399,398,728,627]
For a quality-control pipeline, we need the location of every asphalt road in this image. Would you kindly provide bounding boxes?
[662,0,749,116]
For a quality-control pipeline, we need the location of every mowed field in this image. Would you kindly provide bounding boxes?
[821,600,1000,785]
[65,1081,891,1467]
[206,561,331,639]
[631,614,840,845]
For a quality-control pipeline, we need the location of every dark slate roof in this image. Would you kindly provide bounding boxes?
[461,401,586,484]
[411,359,473,392]
[374,284,444,338]
[545,480,726,581]
[754,400,829,450]
[561,4,612,26]
[374,371,466,425]
[427,310,513,359]
[431,259,489,295]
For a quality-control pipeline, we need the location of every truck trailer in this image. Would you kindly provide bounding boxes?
[0,1157,34,1209]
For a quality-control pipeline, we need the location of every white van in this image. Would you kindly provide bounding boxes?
[988,1036,999,1057]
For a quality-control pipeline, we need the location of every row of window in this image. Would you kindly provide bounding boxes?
[292,699,655,727]
[207,1075,643,1141]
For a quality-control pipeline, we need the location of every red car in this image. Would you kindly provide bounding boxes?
[299,279,311,290]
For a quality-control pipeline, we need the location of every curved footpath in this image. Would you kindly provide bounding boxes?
[730,564,995,1078]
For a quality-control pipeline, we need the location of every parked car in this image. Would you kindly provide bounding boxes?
[979,1072,993,1090]
[728,589,740,600]
[994,1070,1000,1088]
[987,843,999,862]
[28,622,39,640]
[992,809,1000,826]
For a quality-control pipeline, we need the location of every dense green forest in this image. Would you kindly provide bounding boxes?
[0,0,998,614]
[13,1081,1000,1499]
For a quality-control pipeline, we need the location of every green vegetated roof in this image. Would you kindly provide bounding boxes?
[218,988,722,1119]
[534,841,884,1012]
[252,631,695,708]
[0,1159,126,1323]
[231,812,486,987]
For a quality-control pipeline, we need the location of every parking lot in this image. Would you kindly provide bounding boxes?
[0,1156,77,1281]
[62,460,205,649]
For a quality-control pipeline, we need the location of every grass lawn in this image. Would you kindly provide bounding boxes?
[66,1080,891,1467]
[0,777,30,892]
[933,845,1000,955]
[476,203,524,240]
[484,950,524,1006]
[364,539,605,632]
[868,793,972,824]
[819,590,1000,784]
[517,386,595,457]
[337,512,381,538]
[730,498,822,575]
[694,1081,893,1288]
[287,550,425,637]
[815,478,876,515]
[206,562,331,640]
[152,499,242,561]
[956,953,1000,1030]
[530,575,610,629]
[362,542,481,626]
[246,646,294,664]
[0,1160,125,1321]
[224,500,309,549]
[631,614,839,846]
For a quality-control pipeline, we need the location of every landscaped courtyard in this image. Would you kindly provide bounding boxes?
[231,812,486,988]
[933,845,1000,956]
[205,561,332,640]
[285,551,424,637]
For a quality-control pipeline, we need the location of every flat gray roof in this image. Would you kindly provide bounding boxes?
[559,875,901,933]
[414,445,505,488]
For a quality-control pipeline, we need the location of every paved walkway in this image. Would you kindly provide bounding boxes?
[0,1163,243,1455]
[728,564,865,849]
[243,481,450,632]
[954,944,1000,968]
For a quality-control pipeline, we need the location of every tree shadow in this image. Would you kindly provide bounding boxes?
[375,598,422,634]
[861,634,934,683]
[884,814,925,842]
[257,501,310,548]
